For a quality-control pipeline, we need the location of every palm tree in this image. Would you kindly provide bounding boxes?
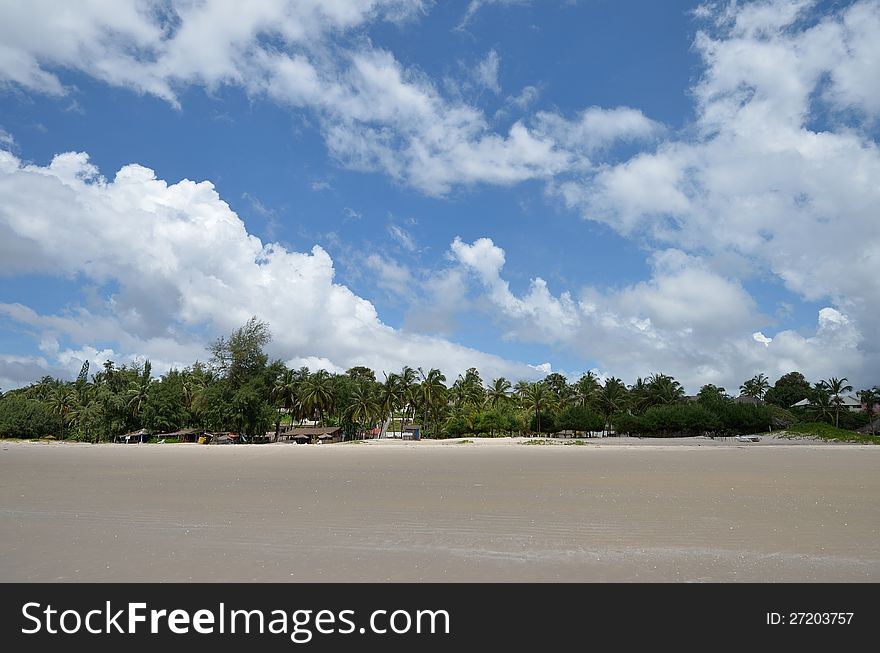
[300,370,335,426]
[598,378,628,436]
[807,386,835,424]
[487,377,512,409]
[739,373,769,400]
[345,382,378,440]
[48,385,76,439]
[402,366,421,422]
[523,382,551,434]
[822,376,853,428]
[647,373,684,406]
[126,360,152,424]
[271,369,300,441]
[573,371,600,408]
[857,386,879,435]
[418,368,447,437]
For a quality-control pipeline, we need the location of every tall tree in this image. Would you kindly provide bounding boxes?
[857,387,879,435]
[739,373,770,400]
[764,371,811,408]
[300,370,335,426]
[48,385,75,440]
[821,376,853,428]
[573,371,600,408]
[271,368,300,441]
[599,378,628,435]
[209,316,271,388]
[487,377,512,409]
[523,382,552,435]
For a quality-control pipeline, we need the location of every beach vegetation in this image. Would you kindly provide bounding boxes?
[0,320,876,444]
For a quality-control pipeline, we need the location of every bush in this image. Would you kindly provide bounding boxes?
[0,396,62,438]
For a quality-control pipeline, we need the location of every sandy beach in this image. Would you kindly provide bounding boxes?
[1,437,878,582]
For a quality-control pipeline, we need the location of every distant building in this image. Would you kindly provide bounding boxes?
[402,424,422,440]
[734,395,764,406]
[791,394,863,412]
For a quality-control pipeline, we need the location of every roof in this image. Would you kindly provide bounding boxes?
[285,426,342,436]
[159,427,204,437]
[734,395,763,405]
[792,394,861,408]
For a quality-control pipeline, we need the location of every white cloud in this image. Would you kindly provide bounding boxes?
[0,126,16,150]
[551,0,880,375]
[0,151,544,387]
[0,1,590,197]
[457,0,530,30]
[365,254,414,299]
[535,106,663,155]
[508,85,539,110]
[473,49,501,94]
[387,223,417,252]
[449,236,874,392]
[310,180,332,191]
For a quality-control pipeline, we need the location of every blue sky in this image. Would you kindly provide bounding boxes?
[0,0,878,393]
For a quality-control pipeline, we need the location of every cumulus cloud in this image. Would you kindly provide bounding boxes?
[449,236,873,392]
[550,0,880,375]
[0,1,584,197]
[0,151,543,386]
[535,106,663,156]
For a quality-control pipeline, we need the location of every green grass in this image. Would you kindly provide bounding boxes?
[564,439,592,445]
[453,439,474,444]
[522,439,556,445]
[781,422,879,444]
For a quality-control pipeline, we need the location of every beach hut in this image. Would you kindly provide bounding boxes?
[159,427,206,443]
[402,424,421,440]
[281,426,343,444]
[115,428,149,444]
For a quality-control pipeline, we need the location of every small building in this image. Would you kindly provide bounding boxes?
[159,427,206,443]
[115,428,149,444]
[791,394,863,412]
[402,424,421,441]
[734,395,763,406]
[281,426,343,444]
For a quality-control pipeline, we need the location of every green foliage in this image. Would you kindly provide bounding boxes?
[0,396,62,438]
[764,372,812,408]
[556,405,603,433]
[614,401,776,437]
[784,422,879,444]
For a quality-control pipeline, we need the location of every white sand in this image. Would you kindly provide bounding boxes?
[1,438,877,582]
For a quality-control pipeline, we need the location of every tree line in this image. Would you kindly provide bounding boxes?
[0,318,877,441]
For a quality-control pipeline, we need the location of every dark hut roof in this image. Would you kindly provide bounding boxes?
[285,426,342,436]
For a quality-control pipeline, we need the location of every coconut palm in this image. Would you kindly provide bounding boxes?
[418,368,447,437]
[271,369,300,441]
[573,371,600,408]
[807,386,835,424]
[345,382,378,439]
[857,386,879,435]
[126,360,152,423]
[48,385,76,439]
[300,370,335,426]
[646,373,685,406]
[822,376,853,428]
[523,382,552,434]
[487,377,512,409]
[739,373,770,400]
[598,378,628,436]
